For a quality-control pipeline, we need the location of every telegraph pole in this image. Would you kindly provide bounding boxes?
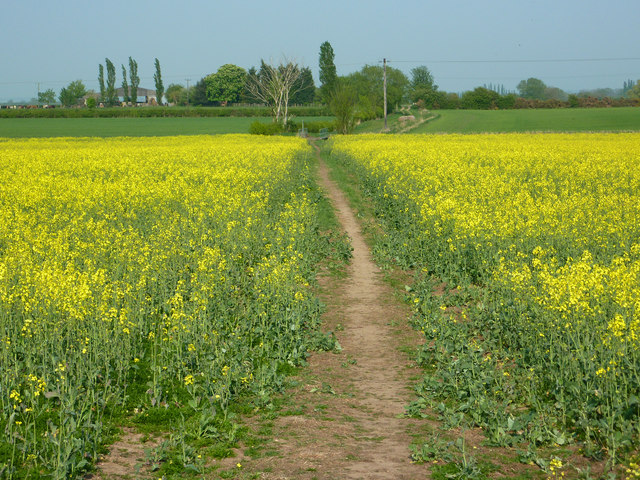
[185,78,191,106]
[383,58,388,131]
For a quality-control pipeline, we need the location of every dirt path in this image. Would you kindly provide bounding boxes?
[396,113,436,134]
[243,143,430,479]
[94,142,431,480]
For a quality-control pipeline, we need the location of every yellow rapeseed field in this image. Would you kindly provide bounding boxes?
[0,135,329,477]
[332,133,640,461]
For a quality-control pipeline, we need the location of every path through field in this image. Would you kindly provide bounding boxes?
[242,142,430,479]
[93,141,430,480]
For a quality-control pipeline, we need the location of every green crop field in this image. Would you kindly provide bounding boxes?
[0,116,334,137]
[408,107,640,133]
[3,108,637,138]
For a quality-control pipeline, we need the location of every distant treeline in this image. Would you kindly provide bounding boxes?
[421,88,640,110]
[0,105,332,119]
[414,77,640,110]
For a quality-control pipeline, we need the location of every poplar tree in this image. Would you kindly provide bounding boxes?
[129,57,139,105]
[154,58,164,105]
[121,64,130,103]
[98,64,106,103]
[105,58,117,106]
[319,41,337,103]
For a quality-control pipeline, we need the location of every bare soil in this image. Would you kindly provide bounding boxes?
[89,428,160,479]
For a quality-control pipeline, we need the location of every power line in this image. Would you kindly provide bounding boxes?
[389,57,640,64]
[337,57,640,67]
[438,73,639,81]
[4,57,638,87]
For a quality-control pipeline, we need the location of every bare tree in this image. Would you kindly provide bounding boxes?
[279,62,303,126]
[246,61,283,122]
[246,59,303,126]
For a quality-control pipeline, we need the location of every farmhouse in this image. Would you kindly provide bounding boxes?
[116,87,158,105]
[82,87,158,106]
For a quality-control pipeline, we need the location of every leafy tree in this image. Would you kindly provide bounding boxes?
[241,67,259,103]
[517,77,546,99]
[409,66,438,106]
[154,58,164,105]
[165,83,185,105]
[105,58,117,106]
[98,64,106,103]
[496,93,517,109]
[59,80,87,107]
[121,64,130,103]
[543,86,568,101]
[37,88,56,105]
[461,87,500,109]
[344,64,408,116]
[291,67,316,104]
[166,83,193,106]
[578,87,615,99]
[206,64,247,105]
[86,97,97,109]
[568,94,580,107]
[129,57,139,105]
[623,79,634,95]
[329,81,357,134]
[191,77,213,106]
[319,41,337,103]
[627,80,640,99]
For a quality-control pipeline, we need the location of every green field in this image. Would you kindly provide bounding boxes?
[0,116,334,137]
[2,108,638,137]
[354,114,405,133]
[409,107,640,133]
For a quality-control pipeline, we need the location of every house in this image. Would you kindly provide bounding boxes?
[116,87,157,105]
[82,87,158,107]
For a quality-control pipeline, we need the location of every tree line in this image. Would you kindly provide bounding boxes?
[47,58,164,107]
[166,41,639,133]
[42,42,640,128]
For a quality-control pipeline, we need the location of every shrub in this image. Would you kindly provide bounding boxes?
[461,87,500,110]
[568,94,580,108]
[496,93,516,109]
[249,121,283,135]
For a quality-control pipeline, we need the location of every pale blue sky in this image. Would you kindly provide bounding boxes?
[2,0,639,101]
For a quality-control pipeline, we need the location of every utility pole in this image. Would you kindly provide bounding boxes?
[185,78,191,106]
[383,58,388,131]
